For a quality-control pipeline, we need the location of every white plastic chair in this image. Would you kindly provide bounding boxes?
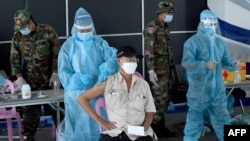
[134,71,143,78]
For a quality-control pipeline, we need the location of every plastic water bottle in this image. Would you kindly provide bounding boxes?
[233,60,241,83]
[234,70,241,83]
[41,105,45,116]
[53,81,58,93]
[40,105,45,127]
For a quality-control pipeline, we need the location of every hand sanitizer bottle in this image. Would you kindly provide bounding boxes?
[21,84,31,99]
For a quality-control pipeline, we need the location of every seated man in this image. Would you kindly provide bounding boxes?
[77,45,156,141]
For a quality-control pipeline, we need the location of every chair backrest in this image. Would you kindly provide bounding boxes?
[95,96,106,132]
[0,79,16,112]
[0,79,15,94]
[134,71,143,78]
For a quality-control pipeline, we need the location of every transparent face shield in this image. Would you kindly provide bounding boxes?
[201,18,218,33]
[74,15,93,30]
[216,20,222,35]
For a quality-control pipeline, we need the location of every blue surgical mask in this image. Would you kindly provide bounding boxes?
[77,32,93,41]
[164,15,173,23]
[19,27,31,35]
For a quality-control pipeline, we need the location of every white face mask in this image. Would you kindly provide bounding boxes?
[122,62,137,74]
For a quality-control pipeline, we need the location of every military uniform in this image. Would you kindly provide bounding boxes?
[144,18,174,123]
[11,24,60,89]
[10,9,60,141]
[143,1,177,137]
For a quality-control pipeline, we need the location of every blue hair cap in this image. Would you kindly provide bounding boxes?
[200,9,217,21]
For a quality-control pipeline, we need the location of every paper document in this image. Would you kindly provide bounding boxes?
[127,125,145,136]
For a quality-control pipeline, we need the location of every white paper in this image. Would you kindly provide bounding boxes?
[127,125,145,136]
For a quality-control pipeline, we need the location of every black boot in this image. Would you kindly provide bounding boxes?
[151,118,177,137]
[26,135,35,141]
[22,131,35,141]
[164,127,177,137]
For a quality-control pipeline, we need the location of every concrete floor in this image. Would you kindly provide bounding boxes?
[0,106,248,141]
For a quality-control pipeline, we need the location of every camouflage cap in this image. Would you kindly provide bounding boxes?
[13,9,31,30]
[157,1,175,14]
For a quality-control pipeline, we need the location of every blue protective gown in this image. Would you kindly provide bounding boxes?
[58,7,118,141]
[181,23,236,141]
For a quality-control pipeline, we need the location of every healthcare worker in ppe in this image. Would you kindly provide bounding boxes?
[181,9,239,141]
[58,7,118,141]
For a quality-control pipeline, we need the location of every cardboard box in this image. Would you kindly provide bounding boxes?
[222,62,246,82]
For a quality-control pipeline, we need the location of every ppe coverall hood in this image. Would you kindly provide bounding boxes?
[198,9,218,36]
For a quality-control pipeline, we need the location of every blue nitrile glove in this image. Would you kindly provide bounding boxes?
[167,101,175,111]
[98,70,109,86]
[80,74,92,85]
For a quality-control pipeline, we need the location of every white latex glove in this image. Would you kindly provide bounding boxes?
[49,73,61,89]
[148,70,158,86]
[205,61,218,70]
[14,77,27,92]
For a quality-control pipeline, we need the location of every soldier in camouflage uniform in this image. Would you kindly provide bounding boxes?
[143,1,176,137]
[10,9,61,141]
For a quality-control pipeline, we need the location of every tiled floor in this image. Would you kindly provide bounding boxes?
[0,106,248,141]
[0,127,56,141]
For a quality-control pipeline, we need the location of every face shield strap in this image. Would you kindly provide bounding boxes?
[74,15,91,22]
[74,23,92,30]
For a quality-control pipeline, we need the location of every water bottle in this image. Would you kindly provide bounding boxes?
[40,105,45,127]
[234,70,241,83]
[41,104,45,116]
[53,81,58,93]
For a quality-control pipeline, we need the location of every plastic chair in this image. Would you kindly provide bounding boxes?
[134,71,143,78]
[0,79,24,141]
[52,122,56,138]
[95,96,106,132]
